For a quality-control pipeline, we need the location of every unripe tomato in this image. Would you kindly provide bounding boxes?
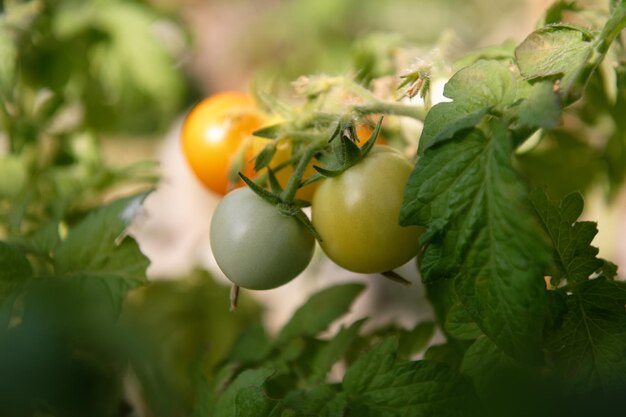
[311,145,422,273]
[181,92,265,195]
[210,187,315,290]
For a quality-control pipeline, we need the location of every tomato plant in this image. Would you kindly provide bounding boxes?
[181,92,266,195]
[312,145,423,273]
[2,1,626,417]
[210,187,315,290]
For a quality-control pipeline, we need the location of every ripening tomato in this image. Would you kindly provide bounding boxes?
[210,187,315,290]
[311,145,423,273]
[181,92,265,195]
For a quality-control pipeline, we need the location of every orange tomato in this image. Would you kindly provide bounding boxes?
[181,91,265,195]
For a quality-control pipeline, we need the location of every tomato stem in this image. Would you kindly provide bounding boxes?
[280,141,325,202]
[381,270,412,286]
[353,101,425,121]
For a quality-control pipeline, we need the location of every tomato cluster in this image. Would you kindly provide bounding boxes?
[180,91,422,291]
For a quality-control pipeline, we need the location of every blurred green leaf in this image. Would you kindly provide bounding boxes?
[0,23,17,97]
[397,321,436,358]
[344,337,475,417]
[444,303,482,341]
[274,283,365,346]
[343,337,397,394]
[516,130,603,199]
[0,241,32,303]
[235,386,283,417]
[308,319,365,384]
[54,193,149,313]
[284,384,347,417]
[546,278,626,393]
[0,155,27,198]
[223,322,271,365]
[213,368,275,417]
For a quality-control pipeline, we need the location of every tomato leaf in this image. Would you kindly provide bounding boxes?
[54,194,149,314]
[343,337,476,417]
[284,385,347,417]
[307,319,366,384]
[9,222,61,260]
[419,60,517,152]
[514,80,562,129]
[0,242,32,304]
[401,121,550,362]
[444,303,482,341]
[274,283,365,346]
[546,278,626,393]
[515,25,593,101]
[459,336,555,417]
[516,130,604,199]
[234,387,283,417]
[343,337,398,394]
[397,321,436,359]
[222,322,271,365]
[213,368,275,417]
[529,190,605,287]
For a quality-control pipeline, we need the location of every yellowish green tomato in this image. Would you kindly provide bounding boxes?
[311,145,423,273]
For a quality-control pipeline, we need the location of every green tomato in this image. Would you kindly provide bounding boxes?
[210,187,315,290]
[311,145,423,273]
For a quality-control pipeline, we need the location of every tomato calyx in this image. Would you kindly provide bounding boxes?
[238,172,322,242]
[313,117,383,178]
[381,270,412,286]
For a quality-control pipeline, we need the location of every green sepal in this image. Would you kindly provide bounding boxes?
[227,140,253,186]
[312,165,344,178]
[238,173,281,206]
[292,199,311,208]
[266,168,284,195]
[300,173,323,188]
[254,142,278,171]
[359,116,383,157]
[239,174,322,242]
[315,117,384,178]
[292,209,323,242]
[253,123,284,140]
[380,270,411,286]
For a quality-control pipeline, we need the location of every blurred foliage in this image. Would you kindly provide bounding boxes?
[236,0,527,84]
[1,0,188,136]
[124,270,261,413]
[0,0,184,239]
